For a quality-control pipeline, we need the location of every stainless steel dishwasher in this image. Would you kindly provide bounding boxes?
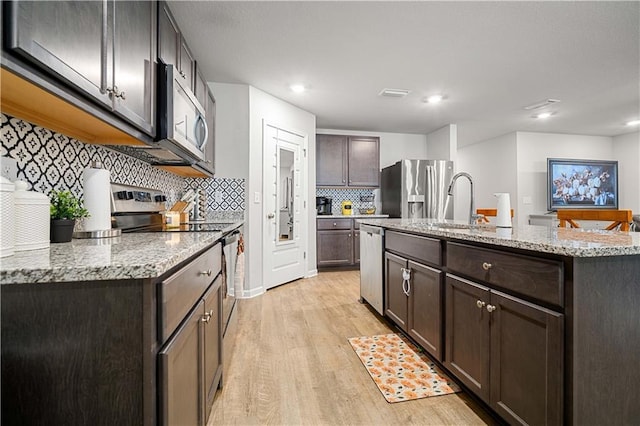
[359,224,384,315]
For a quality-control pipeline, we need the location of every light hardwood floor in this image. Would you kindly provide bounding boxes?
[208,270,497,425]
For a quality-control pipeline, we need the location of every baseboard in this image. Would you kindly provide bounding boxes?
[306,269,318,277]
[238,286,264,299]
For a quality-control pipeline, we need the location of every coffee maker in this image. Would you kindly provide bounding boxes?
[316,196,332,215]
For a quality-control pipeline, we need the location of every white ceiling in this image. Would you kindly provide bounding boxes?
[168,1,640,147]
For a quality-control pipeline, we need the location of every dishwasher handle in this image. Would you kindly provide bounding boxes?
[360,224,383,236]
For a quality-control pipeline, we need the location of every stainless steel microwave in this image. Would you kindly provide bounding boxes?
[156,63,208,163]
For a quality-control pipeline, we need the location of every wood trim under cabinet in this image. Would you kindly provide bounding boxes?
[0,67,145,146]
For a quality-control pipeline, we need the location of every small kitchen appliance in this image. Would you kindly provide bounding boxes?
[316,196,332,215]
[0,176,15,257]
[494,192,512,228]
[13,180,50,251]
[341,200,353,215]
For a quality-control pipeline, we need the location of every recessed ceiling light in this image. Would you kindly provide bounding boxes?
[426,94,444,104]
[378,88,410,97]
[535,112,553,119]
[524,99,561,110]
[290,84,306,93]
[626,119,640,126]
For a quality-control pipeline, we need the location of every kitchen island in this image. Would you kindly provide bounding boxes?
[0,220,242,426]
[358,218,640,426]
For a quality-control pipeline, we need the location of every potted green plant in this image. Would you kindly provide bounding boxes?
[49,190,89,243]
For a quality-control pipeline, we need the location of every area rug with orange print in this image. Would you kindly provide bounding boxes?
[347,333,461,403]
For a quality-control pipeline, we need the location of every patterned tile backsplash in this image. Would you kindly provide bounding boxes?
[1,114,245,212]
[316,188,378,215]
[185,177,245,212]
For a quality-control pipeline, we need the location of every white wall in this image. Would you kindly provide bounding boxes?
[515,132,614,221]
[209,83,316,298]
[612,131,640,212]
[457,132,518,223]
[208,83,250,179]
[316,128,427,169]
[426,124,457,161]
[249,86,316,296]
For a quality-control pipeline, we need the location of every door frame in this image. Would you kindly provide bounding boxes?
[262,120,309,289]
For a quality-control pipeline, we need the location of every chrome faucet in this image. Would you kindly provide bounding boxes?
[447,172,480,225]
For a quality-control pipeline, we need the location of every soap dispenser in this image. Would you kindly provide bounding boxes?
[494,192,512,228]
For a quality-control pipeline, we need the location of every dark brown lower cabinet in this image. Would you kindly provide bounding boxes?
[317,218,360,267]
[384,251,443,361]
[203,277,223,421]
[159,300,204,426]
[445,274,563,425]
[159,276,222,426]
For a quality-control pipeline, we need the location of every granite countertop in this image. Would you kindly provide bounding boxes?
[317,214,389,219]
[357,218,640,258]
[0,220,243,285]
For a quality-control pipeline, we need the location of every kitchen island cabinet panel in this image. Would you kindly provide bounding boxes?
[447,242,563,307]
[407,261,443,360]
[489,290,563,426]
[384,251,409,329]
[445,275,491,401]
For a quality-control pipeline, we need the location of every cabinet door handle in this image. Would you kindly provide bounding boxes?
[267,213,275,219]
[476,300,486,309]
[401,267,411,296]
[201,313,211,323]
[117,90,126,100]
[486,304,497,313]
[482,262,492,270]
[198,269,212,277]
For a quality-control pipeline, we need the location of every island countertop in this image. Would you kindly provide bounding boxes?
[0,221,243,285]
[357,218,640,257]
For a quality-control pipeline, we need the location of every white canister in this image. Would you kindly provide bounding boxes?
[0,176,15,257]
[494,192,512,228]
[14,180,50,251]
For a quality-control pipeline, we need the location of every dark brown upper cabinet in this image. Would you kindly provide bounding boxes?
[5,0,157,136]
[316,134,380,187]
[158,2,195,92]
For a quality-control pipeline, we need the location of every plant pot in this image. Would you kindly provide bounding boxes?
[50,219,76,243]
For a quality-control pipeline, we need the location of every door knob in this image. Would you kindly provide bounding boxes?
[267,213,275,219]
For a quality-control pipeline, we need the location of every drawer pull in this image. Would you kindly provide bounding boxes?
[476,300,486,309]
[198,270,212,277]
[333,222,337,226]
[482,262,492,271]
[201,313,211,323]
[486,304,497,313]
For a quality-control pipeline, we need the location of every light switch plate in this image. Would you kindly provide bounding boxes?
[0,156,17,181]
[523,196,532,205]
[214,191,223,203]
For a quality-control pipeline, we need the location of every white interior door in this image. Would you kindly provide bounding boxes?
[263,122,306,289]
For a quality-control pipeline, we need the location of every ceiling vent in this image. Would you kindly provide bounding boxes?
[523,99,561,110]
[378,88,411,98]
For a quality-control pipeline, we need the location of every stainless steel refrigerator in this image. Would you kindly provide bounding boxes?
[381,159,454,219]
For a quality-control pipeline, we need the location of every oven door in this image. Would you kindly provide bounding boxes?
[157,63,208,163]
